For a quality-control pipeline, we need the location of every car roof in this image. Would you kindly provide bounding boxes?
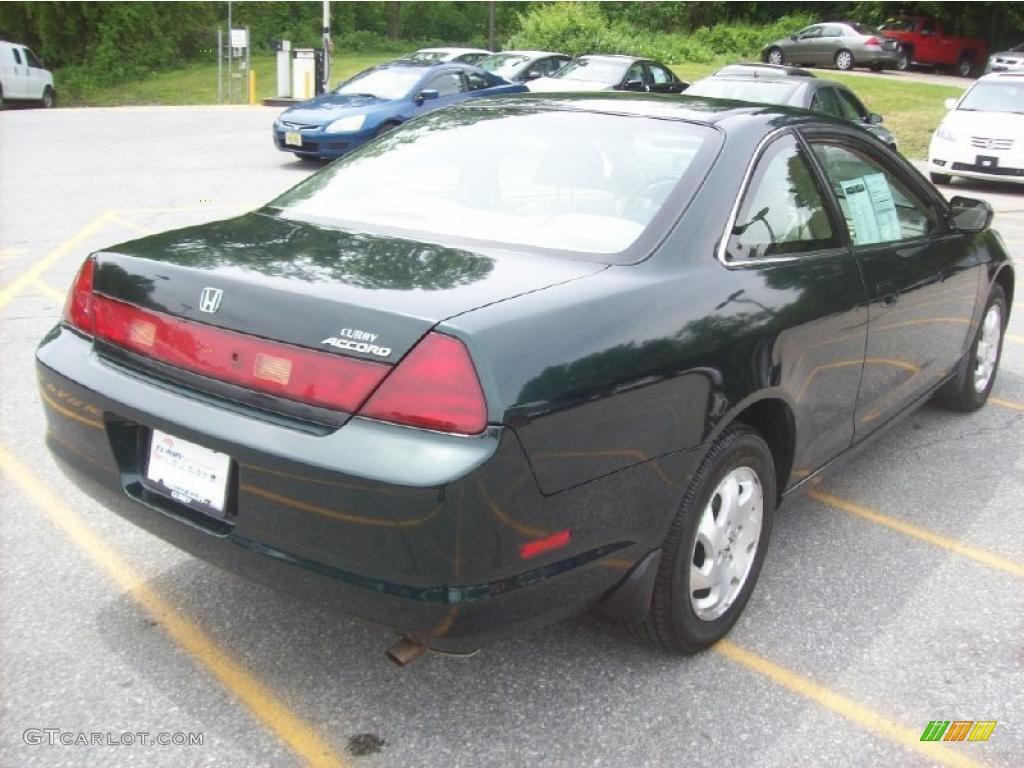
[576,54,644,63]
[415,47,490,55]
[714,62,816,78]
[489,50,564,58]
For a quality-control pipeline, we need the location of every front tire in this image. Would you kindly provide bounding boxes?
[765,47,784,66]
[933,284,1006,411]
[635,425,776,654]
[834,49,855,71]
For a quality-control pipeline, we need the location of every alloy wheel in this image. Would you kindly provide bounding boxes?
[974,304,1002,392]
[835,51,853,70]
[690,466,763,621]
[767,49,783,66]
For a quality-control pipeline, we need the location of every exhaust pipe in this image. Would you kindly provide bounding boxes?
[386,636,426,667]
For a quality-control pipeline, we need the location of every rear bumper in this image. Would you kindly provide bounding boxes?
[854,49,901,66]
[37,326,693,648]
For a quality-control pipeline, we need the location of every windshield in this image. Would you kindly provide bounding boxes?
[879,19,915,32]
[851,23,881,36]
[269,109,715,258]
[555,58,630,84]
[958,81,1024,114]
[404,50,447,63]
[335,68,423,100]
[686,79,805,106]
[478,53,530,78]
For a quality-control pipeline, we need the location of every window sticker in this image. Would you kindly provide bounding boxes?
[840,172,900,245]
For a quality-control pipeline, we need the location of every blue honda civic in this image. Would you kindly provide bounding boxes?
[273,60,528,160]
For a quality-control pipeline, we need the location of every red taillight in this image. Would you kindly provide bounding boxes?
[358,332,487,435]
[63,257,96,334]
[519,529,572,560]
[864,37,880,46]
[91,296,389,412]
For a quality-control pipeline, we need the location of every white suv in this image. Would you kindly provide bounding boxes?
[1,39,56,108]
[928,72,1024,186]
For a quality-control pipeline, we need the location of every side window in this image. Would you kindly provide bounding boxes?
[811,142,937,245]
[648,64,671,84]
[822,26,843,37]
[623,62,645,85]
[836,89,867,122]
[465,71,491,91]
[814,88,844,118]
[922,19,936,35]
[726,134,836,260]
[24,48,42,68]
[12,47,23,65]
[549,56,570,75]
[798,26,821,40]
[427,72,464,97]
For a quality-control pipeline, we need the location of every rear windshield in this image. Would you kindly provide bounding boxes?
[850,23,881,36]
[269,108,716,260]
[557,58,630,84]
[686,79,805,107]
[479,53,530,78]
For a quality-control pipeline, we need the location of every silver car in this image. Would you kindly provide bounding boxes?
[985,43,1024,74]
[763,22,901,71]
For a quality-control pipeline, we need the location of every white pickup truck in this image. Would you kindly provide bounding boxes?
[1,39,56,108]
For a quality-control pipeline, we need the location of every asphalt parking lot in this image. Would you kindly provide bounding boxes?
[1,105,1022,768]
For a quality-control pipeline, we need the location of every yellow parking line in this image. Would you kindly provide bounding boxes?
[0,210,115,311]
[807,488,1024,578]
[110,213,155,237]
[0,446,346,768]
[990,396,1024,412]
[715,641,984,768]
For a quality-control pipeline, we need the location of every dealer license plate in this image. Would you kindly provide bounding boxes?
[146,430,231,514]
[285,131,303,147]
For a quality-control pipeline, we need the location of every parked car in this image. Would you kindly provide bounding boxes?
[762,22,902,71]
[928,72,1024,185]
[40,94,1012,657]
[0,39,56,108]
[687,67,898,149]
[401,47,491,66]
[273,60,526,160]
[477,50,571,83]
[526,54,686,93]
[985,42,1024,74]
[878,16,988,76]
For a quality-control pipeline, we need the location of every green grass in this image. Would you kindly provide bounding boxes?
[55,53,397,107]
[56,53,964,159]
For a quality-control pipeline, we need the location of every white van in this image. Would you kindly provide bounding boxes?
[1,39,56,108]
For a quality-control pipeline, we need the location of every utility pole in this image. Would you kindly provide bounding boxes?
[488,1,496,51]
[226,0,233,102]
[322,0,331,93]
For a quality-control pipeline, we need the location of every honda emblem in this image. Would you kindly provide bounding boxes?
[199,287,223,314]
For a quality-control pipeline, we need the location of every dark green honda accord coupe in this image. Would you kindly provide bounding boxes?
[37,94,1013,658]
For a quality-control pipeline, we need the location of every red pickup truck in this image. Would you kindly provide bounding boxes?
[879,16,988,76]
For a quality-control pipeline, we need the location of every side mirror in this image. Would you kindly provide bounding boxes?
[416,89,439,104]
[868,113,884,124]
[790,33,798,41]
[523,70,542,81]
[623,79,645,91]
[948,196,993,232]
[944,97,957,110]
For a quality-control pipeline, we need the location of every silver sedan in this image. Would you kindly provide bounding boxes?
[985,43,1024,74]
[763,22,902,71]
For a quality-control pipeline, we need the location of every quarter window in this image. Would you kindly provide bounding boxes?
[726,134,836,260]
[812,88,844,118]
[648,64,671,84]
[836,89,868,121]
[811,142,936,245]
[465,71,491,91]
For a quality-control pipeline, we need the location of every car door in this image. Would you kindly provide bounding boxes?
[805,131,981,433]
[23,47,46,99]
[788,25,823,64]
[816,25,845,64]
[413,71,466,115]
[5,44,28,98]
[645,62,684,93]
[721,131,868,472]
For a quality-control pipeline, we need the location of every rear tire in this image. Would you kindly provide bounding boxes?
[632,425,776,654]
[765,47,784,66]
[896,49,911,71]
[956,55,974,78]
[932,285,1006,412]
[929,171,952,185]
[834,49,855,71]
[41,86,55,108]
